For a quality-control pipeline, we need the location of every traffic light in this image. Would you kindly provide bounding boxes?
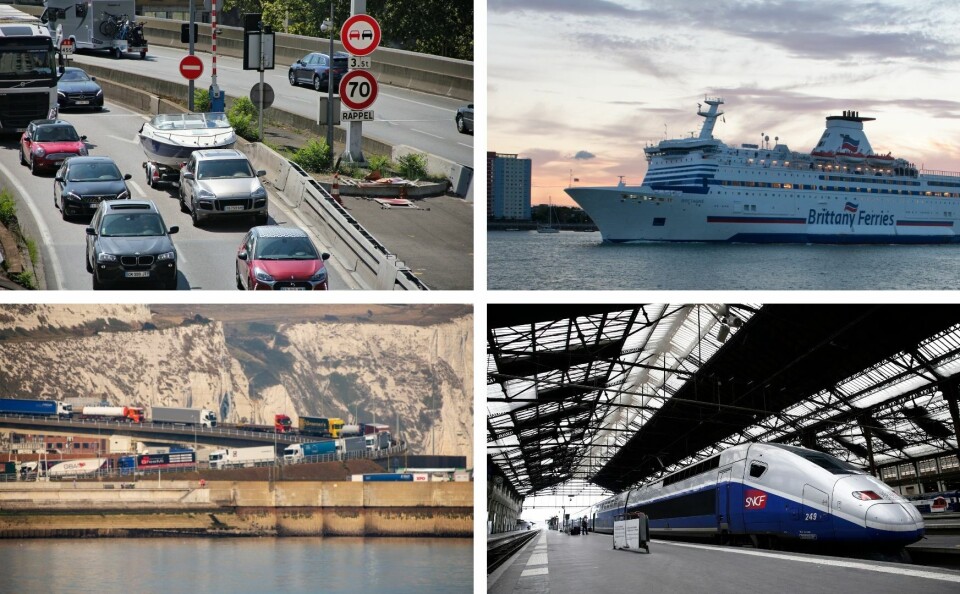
[181,23,198,43]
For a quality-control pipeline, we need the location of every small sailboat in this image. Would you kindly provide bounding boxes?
[538,197,560,233]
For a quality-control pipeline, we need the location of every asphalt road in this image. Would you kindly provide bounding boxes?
[0,102,351,290]
[67,45,474,167]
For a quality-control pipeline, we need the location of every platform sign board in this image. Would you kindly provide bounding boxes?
[179,55,203,80]
[339,70,378,111]
[340,14,381,56]
[243,31,275,71]
[613,515,650,552]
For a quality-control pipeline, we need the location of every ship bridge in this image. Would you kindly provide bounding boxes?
[487,304,960,506]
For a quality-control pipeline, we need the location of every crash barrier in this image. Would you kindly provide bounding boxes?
[89,71,429,290]
[17,6,472,101]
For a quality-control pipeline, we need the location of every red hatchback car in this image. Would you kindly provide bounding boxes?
[20,119,87,175]
[236,226,331,290]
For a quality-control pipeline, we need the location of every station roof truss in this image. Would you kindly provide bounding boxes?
[487,305,960,496]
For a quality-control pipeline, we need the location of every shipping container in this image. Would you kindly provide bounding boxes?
[282,440,337,463]
[209,445,275,469]
[151,406,217,428]
[362,473,414,482]
[0,398,72,417]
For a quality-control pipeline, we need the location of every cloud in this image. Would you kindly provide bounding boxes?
[489,0,648,18]
[573,151,596,160]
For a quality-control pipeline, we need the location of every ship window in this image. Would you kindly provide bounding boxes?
[653,217,666,226]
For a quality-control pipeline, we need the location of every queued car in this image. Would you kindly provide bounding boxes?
[57,67,104,111]
[19,119,88,175]
[288,51,349,92]
[54,156,131,221]
[85,200,179,290]
[456,104,473,135]
[179,149,269,227]
[236,226,331,290]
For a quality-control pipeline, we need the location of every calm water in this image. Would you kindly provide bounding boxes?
[488,230,960,290]
[0,537,472,593]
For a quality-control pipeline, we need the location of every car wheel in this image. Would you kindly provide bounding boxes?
[30,156,38,176]
[254,212,268,226]
[140,50,147,59]
[92,272,105,290]
[112,47,122,59]
[313,75,322,92]
[236,265,245,290]
[191,200,203,227]
[162,277,177,290]
[85,250,93,273]
[19,147,26,166]
[179,186,189,213]
[60,202,69,221]
[289,70,297,86]
[456,115,465,134]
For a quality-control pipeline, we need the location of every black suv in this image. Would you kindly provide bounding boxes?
[55,156,131,220]
[85,200,179,290]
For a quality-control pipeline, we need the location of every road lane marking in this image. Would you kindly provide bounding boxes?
[109,135,139,145]
[128,180,147,197]
[0,161,63,289]
[457,142,472,148]
[411,128,442,139]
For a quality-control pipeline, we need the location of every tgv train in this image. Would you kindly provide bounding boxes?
[591,443,924,548]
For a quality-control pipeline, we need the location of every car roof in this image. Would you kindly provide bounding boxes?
[30,119,74,127]
[194,148,246,160]
[251,226,310,239]
[100,200,159,213]
[64,155,116,164]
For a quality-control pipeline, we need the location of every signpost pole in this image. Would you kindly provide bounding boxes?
[327,1,334,160]
[187,0,194,110]
[258,21,264,141]
[344,0,367,164]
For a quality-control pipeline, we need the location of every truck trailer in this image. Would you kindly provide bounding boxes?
[46,458,107,478]
[0,398,72,417]
[41,0,147,59]
[208,445,276,469]
[298,416,345,438]
[151,406,217,428]
[79,406,144,423]
[282,440,337,463]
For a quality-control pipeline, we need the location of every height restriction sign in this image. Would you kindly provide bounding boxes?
[340,14,381,56]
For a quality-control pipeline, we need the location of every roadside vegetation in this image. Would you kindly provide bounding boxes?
[0,189,39,289]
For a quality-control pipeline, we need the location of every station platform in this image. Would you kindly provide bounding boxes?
[488,529,960,594]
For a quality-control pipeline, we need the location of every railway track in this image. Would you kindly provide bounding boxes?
[488,530,540,574]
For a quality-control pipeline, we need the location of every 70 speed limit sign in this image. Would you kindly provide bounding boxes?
[339,70,378,110]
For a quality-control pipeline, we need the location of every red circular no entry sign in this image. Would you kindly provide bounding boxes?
[179,55,204,80]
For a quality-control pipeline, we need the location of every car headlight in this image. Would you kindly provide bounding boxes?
[253,267,274,282]
[97,252,117,263]
[310,267,327,282]
[156,251,176,261]
[251,186,267,199]
[33,146,45,157]
[96,88,103,96]
[57,91,65,98]
[197,188,216,200]
[64,191,81,202]
[117,189,130,200]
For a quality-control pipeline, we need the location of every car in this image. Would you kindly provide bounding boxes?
[288,51,349,92]
[54,156,131,220]
[85,200,179,290]
[19,119,88,175]
[456,104,473,135]
[57,67,104,111]
[179,149,269,227]
[236,226,331,290]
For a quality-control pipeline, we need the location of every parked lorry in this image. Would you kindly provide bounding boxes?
[237,414,293,434]
[151,406,217,428]
[364,431,392,452]
[41,0,147,59]
[119,450,196,474]
[208,445,275,469]
[298,416,345,438]
[78,406,144,423]
[46,458,107,478]
[282,440,337,463]
[0,398,72,417]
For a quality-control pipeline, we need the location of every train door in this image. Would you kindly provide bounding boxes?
[716,468,731,533]
[800,484,833,540]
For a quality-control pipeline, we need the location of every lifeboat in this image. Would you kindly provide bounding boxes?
[837,152,865,164]
[865,153,895,167]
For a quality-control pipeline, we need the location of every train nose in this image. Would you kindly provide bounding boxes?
[864,502,923,532]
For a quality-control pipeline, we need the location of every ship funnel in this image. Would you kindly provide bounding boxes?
[812,113,876,157]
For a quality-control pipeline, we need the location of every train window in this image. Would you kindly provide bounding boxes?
[748,462,767,478]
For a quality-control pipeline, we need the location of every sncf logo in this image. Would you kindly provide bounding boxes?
[745,489,767,509]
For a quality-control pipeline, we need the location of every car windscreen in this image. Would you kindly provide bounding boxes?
[196,159,254,179]
[769,444,862,475]
[68,162,121,182]
[100,213,165,237]
[254,236,319,260]
[59,69,91,82]
[34,126,79,142]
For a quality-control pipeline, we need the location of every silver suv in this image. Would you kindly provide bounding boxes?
[178,149,269,227]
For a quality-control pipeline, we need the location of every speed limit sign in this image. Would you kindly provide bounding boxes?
[338,70,378,110]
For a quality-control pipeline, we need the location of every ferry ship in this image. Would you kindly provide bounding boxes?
[565,98,960,243]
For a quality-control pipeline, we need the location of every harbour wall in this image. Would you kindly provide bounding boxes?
[0,480,473,537]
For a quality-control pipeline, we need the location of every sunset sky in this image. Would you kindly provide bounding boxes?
[488,0,960,207]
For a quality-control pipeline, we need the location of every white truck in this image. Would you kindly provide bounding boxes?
[208,445,275,469]
[151,406,217,428]
[41,0,147,59]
